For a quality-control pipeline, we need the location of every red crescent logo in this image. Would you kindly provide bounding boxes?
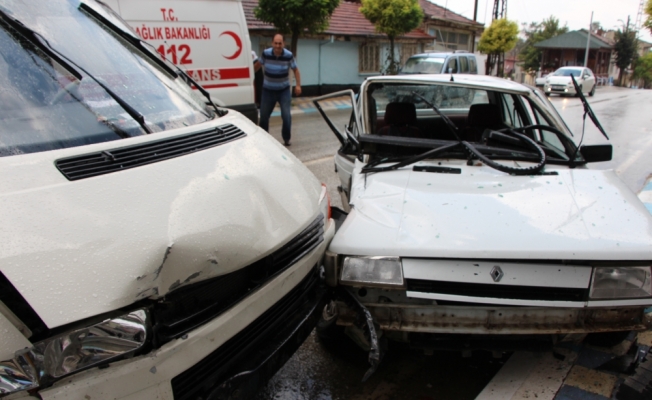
[220,31,242,60]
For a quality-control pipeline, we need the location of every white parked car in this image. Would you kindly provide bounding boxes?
[535,72,549,87]
[544,66,596,96]
[0,1,333,399]
[314,74,652,376]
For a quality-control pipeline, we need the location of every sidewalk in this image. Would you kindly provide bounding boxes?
[270,95,352,117]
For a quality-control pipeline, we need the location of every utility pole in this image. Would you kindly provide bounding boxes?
[583,11,593,68]
[471,0,479,53]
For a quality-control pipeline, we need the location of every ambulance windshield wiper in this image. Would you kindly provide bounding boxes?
[78,2,225,117]
[0,9,152,134]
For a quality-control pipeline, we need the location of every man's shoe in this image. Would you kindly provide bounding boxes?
[284,141,291,146]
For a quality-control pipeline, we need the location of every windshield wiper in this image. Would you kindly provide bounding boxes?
[411,91,461,141]
[78,2,224,117]
[361,142,460,173]
[570,75,609,140]
[0,9,152,134]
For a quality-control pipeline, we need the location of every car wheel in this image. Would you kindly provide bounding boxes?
[585,331,631,348]
[589,84,595,97]
[545,92,550,97]
[316,301,346,343]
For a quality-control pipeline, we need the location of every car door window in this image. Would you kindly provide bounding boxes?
[446,57,458,73]
[459,56,469,73]
[468,57,477,73]
[500,94,525,128]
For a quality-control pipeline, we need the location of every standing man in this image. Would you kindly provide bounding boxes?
[255,33,301,146]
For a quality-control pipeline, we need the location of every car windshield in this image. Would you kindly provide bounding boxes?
[0,0,213,157]
[553,69,581,77]
[402,57,446,74]
[361,81,578,174]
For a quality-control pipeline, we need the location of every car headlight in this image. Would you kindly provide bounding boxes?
[0,309,147,396]
[340,256,404,288]
[590,267,652,299]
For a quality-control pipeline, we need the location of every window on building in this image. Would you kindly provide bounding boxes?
[432,28,471,51]
[400,44,419,65]
[359,43,380,73]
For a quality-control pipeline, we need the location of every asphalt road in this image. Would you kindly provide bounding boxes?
[256,85,652,400]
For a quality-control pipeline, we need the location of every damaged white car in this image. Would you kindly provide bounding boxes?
[0,1,333,399]
[314,74,652,378]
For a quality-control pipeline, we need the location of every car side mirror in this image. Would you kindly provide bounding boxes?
[580,144,612,163]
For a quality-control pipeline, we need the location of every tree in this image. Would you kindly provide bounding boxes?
[254,0,340,56]
[645,0,652,35]
[613,18,638,86]
[478,18,519,76]
[518,16,568,73]
[359,0,424,75]
[633,52,652,88]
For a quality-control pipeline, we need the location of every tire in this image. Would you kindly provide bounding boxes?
[585,331,631,348]
[589,84,595,97]
[545,92,550,97]
[316,301,346,343]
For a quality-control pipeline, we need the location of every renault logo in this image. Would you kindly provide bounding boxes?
[490,266,504,282]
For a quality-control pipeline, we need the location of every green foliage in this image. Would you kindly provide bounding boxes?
[633,52,652,88]
[359,0,424,74]
[477,19,519,55]
[518,17,569,72]
[645,0,652,35]
[614,25,638,71]
[254,0,340,55]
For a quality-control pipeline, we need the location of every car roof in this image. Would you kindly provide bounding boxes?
[410,52,473,58]
[557,66,584,70]
[364,74,531,94]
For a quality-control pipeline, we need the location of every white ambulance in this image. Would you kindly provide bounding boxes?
[104,0,259,124]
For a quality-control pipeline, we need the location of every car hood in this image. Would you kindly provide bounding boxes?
[0,115,321,328]
[329,160,652,260]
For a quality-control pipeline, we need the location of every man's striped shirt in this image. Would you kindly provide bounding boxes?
[259,48,297,90]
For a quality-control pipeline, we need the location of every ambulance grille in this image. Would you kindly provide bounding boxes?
[55,124,246,180]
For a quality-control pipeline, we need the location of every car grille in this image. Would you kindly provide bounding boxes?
[151,213,324,347]
[55,124,246,180]
[170,266,321,400]
[406,279,588,302]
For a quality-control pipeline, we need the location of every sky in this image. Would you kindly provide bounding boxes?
[437,0,652,43]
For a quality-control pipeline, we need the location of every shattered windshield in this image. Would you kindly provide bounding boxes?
[362,81,578,174]
[0,0,212,156]
[402,57,445,74]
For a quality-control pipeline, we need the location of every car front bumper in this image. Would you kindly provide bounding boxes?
[26,219,335,400]
[335,300,652,335]
[544,84,576,94]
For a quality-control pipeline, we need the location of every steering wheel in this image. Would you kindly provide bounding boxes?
[49,81,81,105]
[460,126,547,175]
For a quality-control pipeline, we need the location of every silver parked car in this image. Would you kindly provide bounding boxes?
[402,51,478,75]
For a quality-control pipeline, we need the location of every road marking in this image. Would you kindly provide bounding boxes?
[304,155,334,166]
[475,350,577,400]
[616,135,652,179]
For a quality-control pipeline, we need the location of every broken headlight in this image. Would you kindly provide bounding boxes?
[590,267,652,299]
[340,256,405,289]
[0,309,147,396]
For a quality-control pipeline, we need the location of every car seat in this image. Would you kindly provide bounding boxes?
[463,103,505,142]
[377,102,423,139]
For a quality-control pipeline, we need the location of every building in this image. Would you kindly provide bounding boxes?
[533,30,614,79]
[243,0,483,96]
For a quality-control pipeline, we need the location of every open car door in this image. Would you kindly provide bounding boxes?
[313,90,362,211]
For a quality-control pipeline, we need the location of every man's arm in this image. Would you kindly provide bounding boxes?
[253,60,262,72]
[292,67,301,96]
